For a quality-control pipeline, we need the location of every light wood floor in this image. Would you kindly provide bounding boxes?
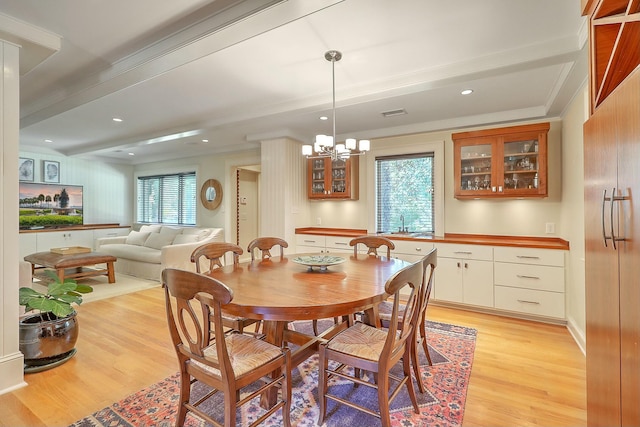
[0,287,586,426]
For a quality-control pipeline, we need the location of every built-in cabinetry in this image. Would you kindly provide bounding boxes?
[584,66,640,426]
[294,228,568,323]
[295,234,353,254]
[307,156,358,200]
[19,226,130,260]
[494,247,565,319]
[452,122,549,199]
[433,243,494,307]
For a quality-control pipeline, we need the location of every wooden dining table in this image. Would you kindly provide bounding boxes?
[205,252,412,407]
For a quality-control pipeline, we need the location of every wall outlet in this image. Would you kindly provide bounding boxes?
[545,222,555,234]
[316,217,322,225]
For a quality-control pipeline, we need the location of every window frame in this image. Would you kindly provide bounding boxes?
[366,140,444,236]
[135,168,198,226]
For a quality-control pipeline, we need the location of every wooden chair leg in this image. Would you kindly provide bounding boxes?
[317,345,329,426]
[176,371,190,427]
[312,319,319,336]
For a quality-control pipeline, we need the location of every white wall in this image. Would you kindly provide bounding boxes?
[309,120,565,237]
[561,84,588,353]
[19,150,134,226]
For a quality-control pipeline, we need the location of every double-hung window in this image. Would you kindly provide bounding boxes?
[376,152,435,234]
[137,172,196,225]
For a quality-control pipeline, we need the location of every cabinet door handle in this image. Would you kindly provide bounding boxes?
[516,255,540,260]
[516,275,540,280]
[492,186,496,192]
[610,187,629,250]
[464,262,468,268]
[415,247,422,252]
[334,242,348,246]
[456,262,461,268]
[602,189,612,247]
[517,299,540,305]
[454,251,472,255]
[498,186,503,192]
[303,240,316,243]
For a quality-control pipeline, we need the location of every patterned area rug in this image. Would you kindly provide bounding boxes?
[69,320,477,427]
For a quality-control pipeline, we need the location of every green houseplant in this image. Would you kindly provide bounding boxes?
[19,271,93,372]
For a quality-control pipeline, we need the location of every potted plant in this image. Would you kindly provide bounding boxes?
[19,271,93,372]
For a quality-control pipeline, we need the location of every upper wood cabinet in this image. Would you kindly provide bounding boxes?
[452,122,550,199]
[307,156,359,200]
[587,0,640,111]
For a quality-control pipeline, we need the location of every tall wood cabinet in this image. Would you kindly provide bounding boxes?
[584,66,640,427]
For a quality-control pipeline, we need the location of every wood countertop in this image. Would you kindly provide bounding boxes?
[295,227,569,250]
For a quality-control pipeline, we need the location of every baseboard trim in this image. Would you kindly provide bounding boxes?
[0,352,26,396]
[430,300,568,326]
[566,315,586,356]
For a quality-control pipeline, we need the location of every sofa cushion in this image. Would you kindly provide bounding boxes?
[126,230,151,246]
[99,244,162,264]
[139,224,162,233]
[181,227,211,241]
[173,234,200,245]
[160,226,183,239]
[144,232,176,250]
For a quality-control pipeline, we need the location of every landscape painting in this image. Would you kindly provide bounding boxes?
[19,182,83,229]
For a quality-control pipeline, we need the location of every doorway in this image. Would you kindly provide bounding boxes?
[233,166,260,258]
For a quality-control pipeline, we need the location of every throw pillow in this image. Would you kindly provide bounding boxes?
[139,224,161,233]
[126,231,151,246]
[143,232,176,250]
[160,226,183,239]
[181,228,211,241]
[172,234,200,245]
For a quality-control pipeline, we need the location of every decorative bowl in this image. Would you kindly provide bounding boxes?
[292,255,346,272]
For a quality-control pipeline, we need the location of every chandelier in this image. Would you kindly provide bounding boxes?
[302,50,370,160]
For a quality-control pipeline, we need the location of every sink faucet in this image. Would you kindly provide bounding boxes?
[399,214,407,233]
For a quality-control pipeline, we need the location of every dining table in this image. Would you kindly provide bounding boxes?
[204,252,412,407]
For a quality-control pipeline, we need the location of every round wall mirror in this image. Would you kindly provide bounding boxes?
[200,179,223,210]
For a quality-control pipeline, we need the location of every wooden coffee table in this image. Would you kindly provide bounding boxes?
[24,251,117,283]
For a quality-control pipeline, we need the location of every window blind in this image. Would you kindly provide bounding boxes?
[137,172,196,225]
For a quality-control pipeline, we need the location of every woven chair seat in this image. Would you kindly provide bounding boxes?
[195,333,283,378]
[326,322,388,361]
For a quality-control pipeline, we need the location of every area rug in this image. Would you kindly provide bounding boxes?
[69,320,477,427]
[31,272,160,304]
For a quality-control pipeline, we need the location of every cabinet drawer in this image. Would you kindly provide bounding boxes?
[435,243,493,261]
[494,262,564,292]
[325,236,353,250]
[391,239,434,256]
[295,234,326,248]
[494,247,564,267]
[494,285,565,318]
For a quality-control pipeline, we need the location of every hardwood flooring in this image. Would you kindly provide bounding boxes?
[0,287,586,426]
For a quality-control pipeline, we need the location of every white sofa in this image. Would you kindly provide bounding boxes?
[95,225,224,281]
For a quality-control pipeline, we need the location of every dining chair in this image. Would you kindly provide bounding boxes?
[190,242,260,334]
[162,268,292,427]
[247,237,288,261]
[349,236,395,258]
[378,248,437,393]
[317,259,423,427]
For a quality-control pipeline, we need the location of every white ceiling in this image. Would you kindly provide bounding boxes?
[2,0,588,165]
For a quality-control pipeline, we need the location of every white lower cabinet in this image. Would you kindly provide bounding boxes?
[390,240,435,296]
[493,247,565,319]
[324,236,354,254]
[295,234,326,254]
[19,227,130,259]
[434,243,494,307]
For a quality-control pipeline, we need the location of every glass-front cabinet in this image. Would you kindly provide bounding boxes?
[307,156,359,200]
[453,122,549,199]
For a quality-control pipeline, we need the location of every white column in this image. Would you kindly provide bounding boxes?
[259,138,307,247]
[0,40,26,394]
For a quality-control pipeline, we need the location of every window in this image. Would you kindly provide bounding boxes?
[376,153,434,233]
[137,172,196,225]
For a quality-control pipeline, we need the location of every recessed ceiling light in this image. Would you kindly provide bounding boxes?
[44,139,53,143]
[113,117,123,122]
[320,116,328,121]
[202,139,209,143]
[128,152,134,156]
[461,89,474,95]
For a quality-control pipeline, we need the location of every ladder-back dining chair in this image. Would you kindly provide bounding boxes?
[317,259,423,427]
[190,242,260,334]
[162,268,292,427]
[349,236,395,258]
[378,248,437,393]
[247,237,288,261]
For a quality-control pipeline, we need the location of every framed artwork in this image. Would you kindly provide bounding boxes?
[43,160,60,183]
[19,158,34,182]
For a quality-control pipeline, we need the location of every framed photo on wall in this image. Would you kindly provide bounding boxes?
[19,158,34,182]
[43,160,60,183]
